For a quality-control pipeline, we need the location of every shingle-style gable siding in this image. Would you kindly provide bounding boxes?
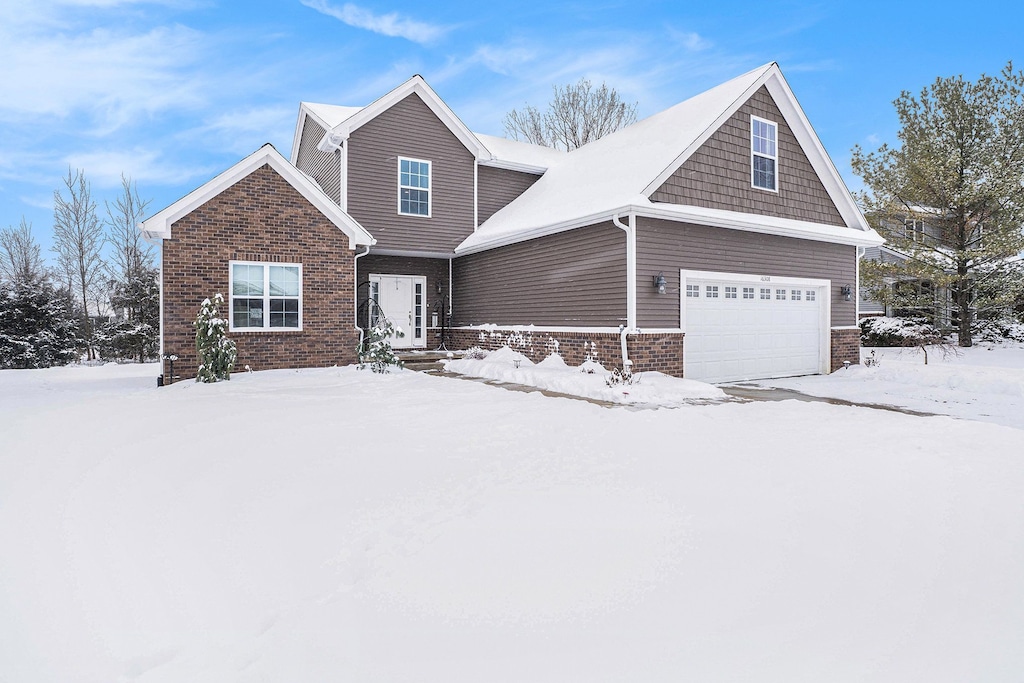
[347,93,475,253]
[453,222,626,326]
[294,115,341,203]
[161,164,358,380]
[650,86,847,228]
[477,166,541,224]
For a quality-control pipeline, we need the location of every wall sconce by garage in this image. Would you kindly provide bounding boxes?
[653,272,667,295]
[840,284,853,302]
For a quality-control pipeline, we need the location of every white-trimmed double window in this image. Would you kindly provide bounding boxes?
[398,157,431,216]
[230,261,302,331]
[751,116,778,191]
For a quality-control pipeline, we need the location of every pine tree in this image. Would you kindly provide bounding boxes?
[0,279,80,369]
[852,62,1024,346]
[194,293,236,382]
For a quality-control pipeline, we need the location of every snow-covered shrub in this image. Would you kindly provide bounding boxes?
[605,366,639,387]
[194,293,236,383]
[973,317,1024,343]
[463,346,488,360]
[860,316,943,347]
[95,318,158,363]
[358,319,404,373]
[0,280,80,369]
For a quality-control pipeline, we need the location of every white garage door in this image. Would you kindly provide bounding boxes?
[682,270,829,383]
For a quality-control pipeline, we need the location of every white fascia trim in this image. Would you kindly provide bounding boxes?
[643,64,774,198]
[370,247,456,260]
[639,203,884,247]
[138,144,375,249]
[290,104,333,165]
[762,73,871,232]
[641,64,873,234]
[478,158,548,175]
[456,201,884,255]
[330,76,490,161]
[454,207,633,255]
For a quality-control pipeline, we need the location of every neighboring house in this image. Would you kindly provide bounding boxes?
[142,62,883,385]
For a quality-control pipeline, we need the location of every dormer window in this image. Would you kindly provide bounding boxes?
[398,157,431,216]
[751,116,777,192]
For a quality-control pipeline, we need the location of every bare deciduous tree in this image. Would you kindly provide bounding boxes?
[504,78,638,151]
[105,174,153,285]
[0,218,46,286]
[53,168,105,359]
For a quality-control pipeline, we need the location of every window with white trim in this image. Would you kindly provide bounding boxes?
[398,157,431,216]
[904,219,924,242]
[792,289,802,301]
[751,116,778,191]
[230,262,302,330]
[686,284,700,298]
[706,285,719,298]
[743,287,755,299]
[760,288,771,300]
[776,288,787,300]
[806,290,816,301]
[725,286,737,299]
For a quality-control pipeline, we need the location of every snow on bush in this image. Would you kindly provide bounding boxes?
[860,316,943,347]
[194,293,236,383]
[463,346,488,360]
[357,319,404,373]
[446,348,724,406]
[974,317,1024,343]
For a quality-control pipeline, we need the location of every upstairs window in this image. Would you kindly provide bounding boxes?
[398,157,431,216]
[751,116,778,191]
[230,261,302,331]
[904,219,925,242]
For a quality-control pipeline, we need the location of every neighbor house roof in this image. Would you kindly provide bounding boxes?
[140,144,375,249]
[457,62,882,254]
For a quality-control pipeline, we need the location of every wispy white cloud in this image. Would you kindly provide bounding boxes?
[299,0,448,44]
[666,27,712,52]
[191,105,298,155]
[62,147,216,188]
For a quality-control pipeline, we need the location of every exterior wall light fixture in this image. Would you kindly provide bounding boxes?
[840,284,853,301]
[653,272,667,294]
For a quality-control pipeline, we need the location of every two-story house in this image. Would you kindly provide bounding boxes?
[141,62,883,384]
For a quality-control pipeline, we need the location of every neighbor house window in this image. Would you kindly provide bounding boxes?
[904,219,924,242]
[230,261,302,330]
[398,157,431,216]
[751,116,778,191]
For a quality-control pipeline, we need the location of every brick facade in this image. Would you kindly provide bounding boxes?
[161,164,359,382]
[443,327,685,377]
[830,327,861,371]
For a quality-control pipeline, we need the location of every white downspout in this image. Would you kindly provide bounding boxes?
[612,212,637,372]
[354,245,371,351]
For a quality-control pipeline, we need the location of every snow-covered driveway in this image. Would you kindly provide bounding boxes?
[1,363,1022,682]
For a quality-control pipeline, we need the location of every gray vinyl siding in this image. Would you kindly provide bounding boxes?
[635,216,857,328]
[477,166,541,224]
[347,93,475,253]
[453,222,626,326]
[651,86,847,228]
[294,115,341,203]
[355,255,450,327]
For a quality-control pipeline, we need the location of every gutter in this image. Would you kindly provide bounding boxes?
[354,245,371,352]
[612,212,638,373]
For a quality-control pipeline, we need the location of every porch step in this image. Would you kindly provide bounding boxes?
[396,350,461,373]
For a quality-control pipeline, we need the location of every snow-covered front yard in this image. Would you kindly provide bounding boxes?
[1,358,1023,682]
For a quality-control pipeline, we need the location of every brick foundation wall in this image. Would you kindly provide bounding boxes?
[443,327,685,377]
[161,164,359,382]
[830,327,861,371]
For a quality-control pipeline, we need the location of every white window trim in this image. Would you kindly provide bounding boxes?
[397,156,432,218]
[228,260,303,332]
[750,115,779,193]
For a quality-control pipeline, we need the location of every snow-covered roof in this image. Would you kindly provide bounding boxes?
[140,144,374,249]
[457,63,880,254]
[301,102,363,130]
[475,133,566,174]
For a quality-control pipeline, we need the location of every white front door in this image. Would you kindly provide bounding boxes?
[681,270,830,383]
[369,274,426,348]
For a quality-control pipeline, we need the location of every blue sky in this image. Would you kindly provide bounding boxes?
[0,0,1018,258]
